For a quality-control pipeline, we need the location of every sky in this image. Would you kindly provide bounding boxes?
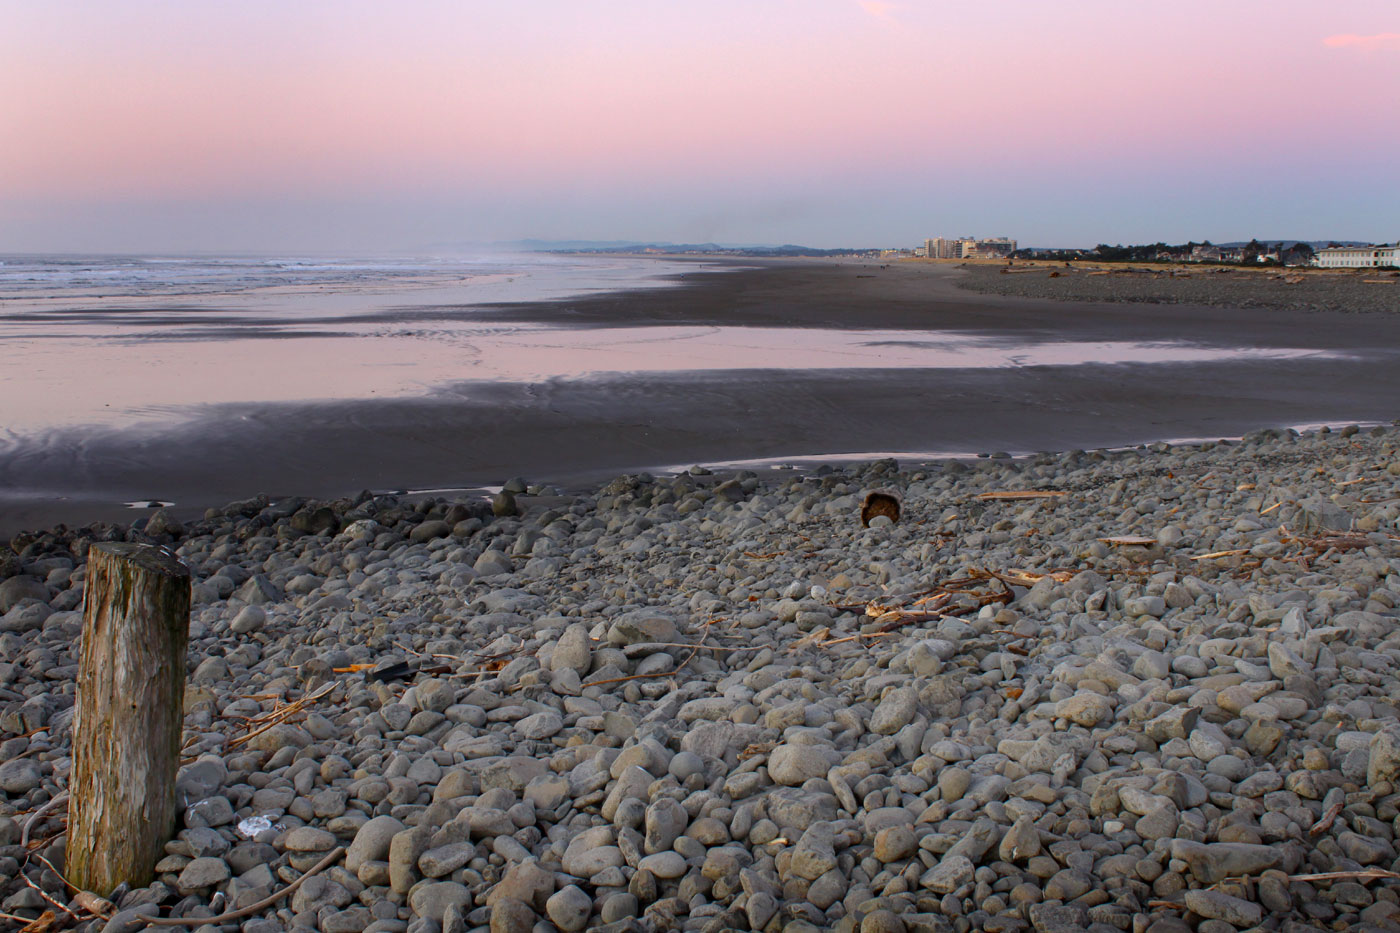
[2,1,1397,252]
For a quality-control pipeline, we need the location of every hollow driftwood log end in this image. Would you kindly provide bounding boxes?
[861,489,902,527]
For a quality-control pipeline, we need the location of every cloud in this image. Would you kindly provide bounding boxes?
[857,1,899,22]
[1323,32,1400,51]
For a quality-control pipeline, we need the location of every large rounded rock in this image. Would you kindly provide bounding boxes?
[870,686,919,735]
[0,759,43,795]
[0,576,48,613]
[1368,726,1400,787]
[550,623,593,675]
[0,600,53,634]
[283,826,337,852]
[228,605,266,634]
[486,858,555,911]
[410,881,472,923]
[474,551,514,576]
[606,611,680,646]
[768,744,831,786]
[1055,692,1113,727]
[517,711,563,740]
[491,491,519,517]
[176,857,230,894]
[409,520,452,543]
[545,885,593,932]
[346,815,405,874]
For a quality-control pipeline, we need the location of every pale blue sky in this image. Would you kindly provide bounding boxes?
[2,1,1397,251]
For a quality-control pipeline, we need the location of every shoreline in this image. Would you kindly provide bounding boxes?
[5,259,1400,537]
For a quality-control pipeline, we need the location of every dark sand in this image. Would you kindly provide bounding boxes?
[4,260,1399,536]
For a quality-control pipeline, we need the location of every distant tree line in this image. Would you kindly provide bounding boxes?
[1013,240,1317,266]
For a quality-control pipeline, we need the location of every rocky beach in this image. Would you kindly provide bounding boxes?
[2,421,1399,933]
[955,265,1400,316]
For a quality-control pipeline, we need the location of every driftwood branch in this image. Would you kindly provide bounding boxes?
[581,627,713,688]
[143,847,345,926]
[1309,799,1345,836]
[20,793,70,847]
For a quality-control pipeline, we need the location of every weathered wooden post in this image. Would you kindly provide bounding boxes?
[68,543,190,895]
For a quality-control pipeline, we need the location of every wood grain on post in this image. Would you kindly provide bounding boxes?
[69,543,191,896]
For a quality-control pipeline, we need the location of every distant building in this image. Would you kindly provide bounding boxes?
[923,236,1017,259]
[1315,243,1400,268]
[966,237,1017,259]
[926,237,962,259]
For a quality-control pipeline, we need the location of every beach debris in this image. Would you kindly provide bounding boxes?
[367,660,416,682]
[236,815,276,839]
[365,660,453,682]
[859,489,902,526]
[974,490,1069,501]
[1190,547,1251,561]
[71,891,117,920]
[227,681,337,748]
[1097,535,1158,546]
[817,566,1067,638]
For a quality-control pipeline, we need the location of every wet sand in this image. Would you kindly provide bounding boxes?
[4,260,1400,536]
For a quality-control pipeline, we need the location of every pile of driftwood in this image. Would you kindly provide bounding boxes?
[792,567,1079,651]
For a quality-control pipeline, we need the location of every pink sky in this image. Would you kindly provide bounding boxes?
[2,1,1397,250]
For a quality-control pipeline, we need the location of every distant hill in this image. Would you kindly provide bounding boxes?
[517,241,878,257]
[504,239,666,251]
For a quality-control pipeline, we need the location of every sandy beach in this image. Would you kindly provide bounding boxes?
[3,260,1400,537]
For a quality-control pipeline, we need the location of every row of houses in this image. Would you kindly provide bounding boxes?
[1188,245,1267,263]
[1168,242,1397,268]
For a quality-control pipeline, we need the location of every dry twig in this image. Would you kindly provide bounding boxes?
[974,490,1069,501]
[1098,536,1157,546]
[19,874,76,920]
[1190,548,1251,561]
[228,682,336,748]
[1283,868,1400,884]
